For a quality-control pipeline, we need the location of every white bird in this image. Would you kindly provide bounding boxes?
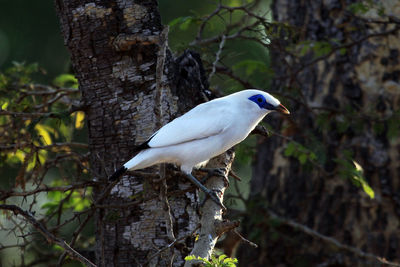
[109,89,290,207]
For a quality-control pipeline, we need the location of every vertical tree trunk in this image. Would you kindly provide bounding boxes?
[239,0,400,266]
[55,1,228,266]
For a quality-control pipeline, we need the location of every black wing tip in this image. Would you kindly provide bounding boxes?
[109,166,128,182]
[132,140,151,153]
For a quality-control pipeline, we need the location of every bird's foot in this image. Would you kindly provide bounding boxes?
[184,172,226,211]
[200,189,226,211]
[198,167,229,187]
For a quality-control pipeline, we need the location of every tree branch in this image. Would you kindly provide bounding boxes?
[268,210,400,267]
[0,204,97,267]
[0,181,98,201]
[185,150,234,267]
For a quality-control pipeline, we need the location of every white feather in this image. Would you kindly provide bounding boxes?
[123,89,283,174]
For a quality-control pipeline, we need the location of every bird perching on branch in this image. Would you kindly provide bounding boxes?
[109,89,290,208]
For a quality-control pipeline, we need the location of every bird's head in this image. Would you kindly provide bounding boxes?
[246,90,290,115]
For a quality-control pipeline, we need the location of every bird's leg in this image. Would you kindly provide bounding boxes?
[184,173,226,210]
[198,167,229,187]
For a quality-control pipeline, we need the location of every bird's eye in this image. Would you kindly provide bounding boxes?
[257,97,263,103]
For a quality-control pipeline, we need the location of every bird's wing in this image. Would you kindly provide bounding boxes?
[148,100,232,147]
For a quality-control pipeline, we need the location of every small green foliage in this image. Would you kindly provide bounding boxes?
[348,1,386,17]
[6,62,40,84]
[53,73,78,88]
[169,16,200,31]
[185,254,238,267]
[312,41,332,58]
[1,101,9,110]
[284,141,317,165]
[290,40,334,59]
[232,60,270,76]
[348,2,370,14]
[41,180,92,215]
[334,150,374,199]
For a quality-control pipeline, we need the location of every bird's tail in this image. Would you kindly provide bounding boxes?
[108,148,165,181]
[109,166,128,181]
[108,140,151,182]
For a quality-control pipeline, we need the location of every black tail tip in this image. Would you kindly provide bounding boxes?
[109,166,128,182]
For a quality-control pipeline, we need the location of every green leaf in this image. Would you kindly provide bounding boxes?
[1,101,8,110]
[284,142,296,156]
[297,41,312,56]
[352,161,374,199]
[168,16,197,31]
[185,254,238,267]
[299,154,308,164]
[334,153,375,199]
[74,111,85,129]
[313,41,332,58]
[53,73,78,88]
[360,179,375,199]
[169,16,187,27]
[218,254,227,262]
[339,47,347,55]
[41,202,60,214]
[184,255,197,261]
[35,123,52,145]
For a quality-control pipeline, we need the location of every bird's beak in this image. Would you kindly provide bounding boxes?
[275,104,290,115]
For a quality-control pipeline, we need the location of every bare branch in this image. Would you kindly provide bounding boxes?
[208,34,226,82]
[0,181,98,201]
[215,220,240,237]
[233,229,258,248]
[279,26,400,80]
[145,224,201,265]
[268,210,400,267]
[0,204,97,267]
[57,209,96,266]
[0,142,88,152]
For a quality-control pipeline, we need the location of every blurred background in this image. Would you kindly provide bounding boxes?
[1,0,399,266]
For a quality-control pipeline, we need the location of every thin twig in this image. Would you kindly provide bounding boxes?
[0,181,98,201]
[57,209,96,266]
[0,204,97,267]
[208,34,226,82]
[233,229,258,248]
[268,210,400,267]
[145,225,201,265]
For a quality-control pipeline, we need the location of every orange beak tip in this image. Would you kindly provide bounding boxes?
[276,104,290,115]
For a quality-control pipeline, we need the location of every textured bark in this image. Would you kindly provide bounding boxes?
[238,0,400,266]
[55,1,232,266]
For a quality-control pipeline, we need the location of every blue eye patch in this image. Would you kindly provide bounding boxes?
[248,94,276,110]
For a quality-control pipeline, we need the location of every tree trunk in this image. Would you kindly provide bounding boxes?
[55,1,230,266]
[239,0,400,266]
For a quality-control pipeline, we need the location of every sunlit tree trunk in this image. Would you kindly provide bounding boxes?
[54,1,224,265]
[239,0,400,266]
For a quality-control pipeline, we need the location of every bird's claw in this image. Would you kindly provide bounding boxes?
[200,167,226,177]
[199,168,229,187]
[201,189,226,211]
